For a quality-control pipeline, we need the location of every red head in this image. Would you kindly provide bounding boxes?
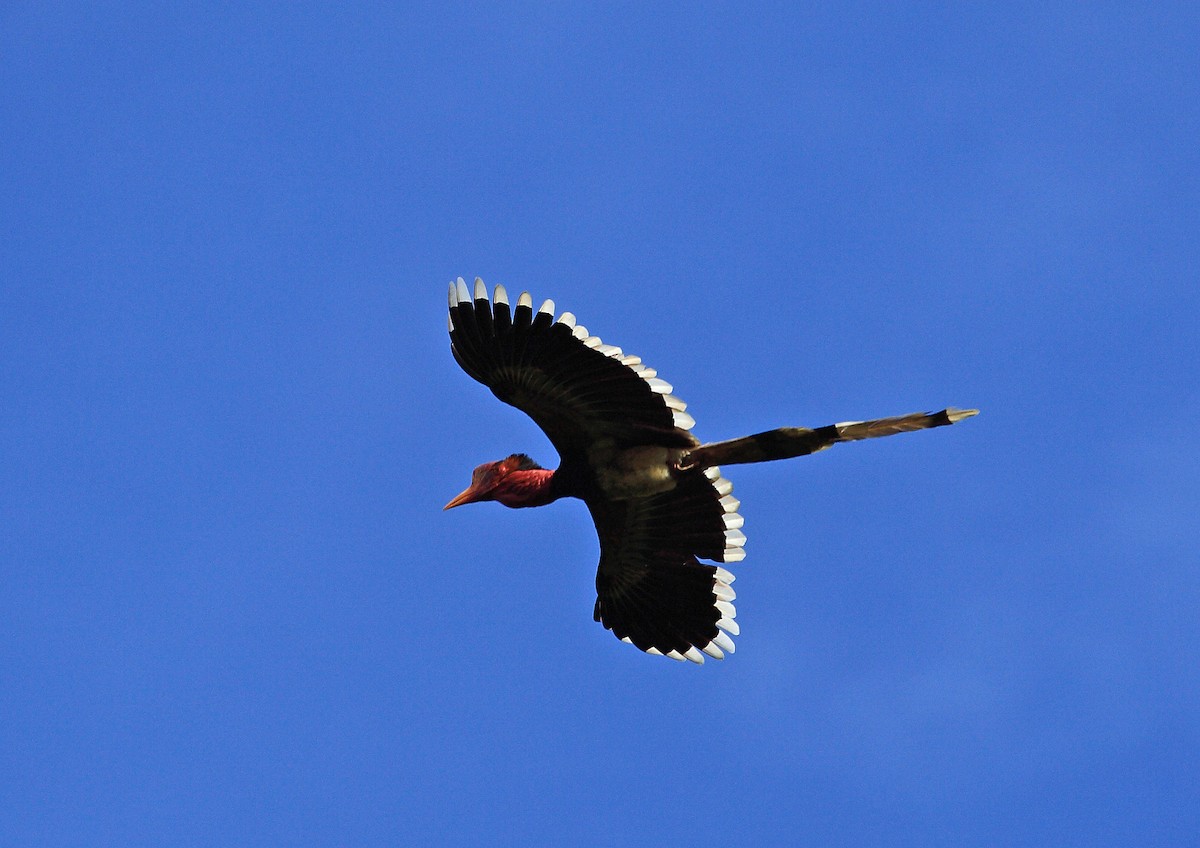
[443,454,557,510]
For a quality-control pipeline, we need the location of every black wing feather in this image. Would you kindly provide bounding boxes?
[448,281,695,459]
[589,466,742,660]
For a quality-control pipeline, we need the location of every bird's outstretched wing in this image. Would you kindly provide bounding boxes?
[449,278,744,663]
[448,277,697,458]
[589,464,744,663]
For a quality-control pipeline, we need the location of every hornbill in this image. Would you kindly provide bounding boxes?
[444,277,976,664]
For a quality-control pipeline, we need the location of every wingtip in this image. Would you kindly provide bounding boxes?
[711,631,735,654]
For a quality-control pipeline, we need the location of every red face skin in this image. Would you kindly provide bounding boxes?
[444,456,558,510]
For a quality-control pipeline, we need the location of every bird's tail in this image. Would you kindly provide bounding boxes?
[688,408,978,467]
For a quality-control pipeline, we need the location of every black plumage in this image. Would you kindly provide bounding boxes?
[445,277,975,663]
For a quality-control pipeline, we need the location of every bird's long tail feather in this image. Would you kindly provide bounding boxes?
[689,408,978,467]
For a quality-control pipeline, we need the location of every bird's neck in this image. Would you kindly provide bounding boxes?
[494,468,561,508]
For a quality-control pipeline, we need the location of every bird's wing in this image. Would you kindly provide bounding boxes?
[448,278,698,457]
[589,464,744,664]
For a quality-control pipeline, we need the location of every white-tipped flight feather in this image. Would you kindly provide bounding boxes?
[711,631,735,654]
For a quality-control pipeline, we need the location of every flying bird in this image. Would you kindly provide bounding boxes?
[444,277,976,664]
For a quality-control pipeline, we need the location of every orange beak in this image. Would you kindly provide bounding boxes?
[443,485,484,510]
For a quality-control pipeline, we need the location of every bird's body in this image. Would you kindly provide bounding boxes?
[444,277,975,664]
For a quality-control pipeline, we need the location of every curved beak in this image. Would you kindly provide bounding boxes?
[443,485,483,511]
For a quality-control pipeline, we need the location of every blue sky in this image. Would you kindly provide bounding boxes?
[3,3,1197,845]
